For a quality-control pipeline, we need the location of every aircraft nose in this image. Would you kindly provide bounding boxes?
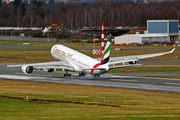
[51,45,57,55]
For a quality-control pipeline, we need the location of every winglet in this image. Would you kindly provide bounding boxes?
[170,48,175,53]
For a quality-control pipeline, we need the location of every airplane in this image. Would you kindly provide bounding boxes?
[7,41,175,77]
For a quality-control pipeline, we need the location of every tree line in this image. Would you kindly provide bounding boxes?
[0,0,180,28]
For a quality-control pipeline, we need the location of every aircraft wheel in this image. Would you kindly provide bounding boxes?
[64,74,71,77]
[79,73,86,77]
[93,75,100,78]
[79,74,86,77]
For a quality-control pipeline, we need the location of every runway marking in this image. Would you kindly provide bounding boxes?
[15,72,39,76]
[112,75,180,82]
[0,75,47,80]
[111,75,150,79]
[111,76,135,78]
[165,82,180,86]
[1,75,180,92]
[110,79,138,82]
[111,76,137,78]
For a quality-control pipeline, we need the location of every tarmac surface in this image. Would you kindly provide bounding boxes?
[1,63,180,93]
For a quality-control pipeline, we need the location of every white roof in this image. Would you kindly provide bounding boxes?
[147,20,178,22]
[0,27,42,30]
[118,34,168,38]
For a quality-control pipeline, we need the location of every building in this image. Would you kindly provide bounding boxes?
[145,20,179,41]
[114,33,170,45]
[0,27,42,36]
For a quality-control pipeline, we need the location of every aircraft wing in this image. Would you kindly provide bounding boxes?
[109,48,175,64]
[95,48,175,68]
[109,64,141,69]
[7,61,74,70]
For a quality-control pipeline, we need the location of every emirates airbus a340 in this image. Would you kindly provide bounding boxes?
[7,41,175,77]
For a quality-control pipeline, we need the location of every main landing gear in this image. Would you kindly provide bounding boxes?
[79,72,86,77]
[63,69,71,77]
[63,69,86,78]
[93,75,100,78]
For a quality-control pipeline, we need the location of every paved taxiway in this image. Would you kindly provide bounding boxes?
[1,63,180,92]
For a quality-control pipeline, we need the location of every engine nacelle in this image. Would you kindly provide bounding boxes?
[21,66,33,74]
[128,61,137,64]
[43,68,54,73]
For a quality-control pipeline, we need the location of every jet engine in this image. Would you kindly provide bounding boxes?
[43,68,54,73]
[21,66,33,74]
[128,61,137,64]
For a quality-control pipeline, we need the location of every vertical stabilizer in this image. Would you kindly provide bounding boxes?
[100,41,111,65]
[91,41,111,74]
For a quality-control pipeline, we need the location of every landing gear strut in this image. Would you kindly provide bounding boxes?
[63,69,71,77]
[79,72,86,77]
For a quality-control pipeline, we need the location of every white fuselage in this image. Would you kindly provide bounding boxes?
[51,44,107,75]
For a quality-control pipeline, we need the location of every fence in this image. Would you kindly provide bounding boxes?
[0,36,93,43]
[0,36,57,43]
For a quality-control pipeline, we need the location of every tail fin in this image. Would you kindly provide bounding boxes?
[90,41,111,74]
[100,41,111,65]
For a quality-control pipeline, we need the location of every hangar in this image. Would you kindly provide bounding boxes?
[114,20,178,45]
[145,20,179,41]
[114,34,170,45]
[0,27,42,36]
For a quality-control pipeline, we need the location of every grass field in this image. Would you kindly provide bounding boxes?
[0,46,179,62]
[0,49,54,63]
[0,80,180,119]
[152,75,180,79]
[0,41,177,48]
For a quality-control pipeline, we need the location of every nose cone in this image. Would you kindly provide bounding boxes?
[51,45,55,55]
[51,45,59,57]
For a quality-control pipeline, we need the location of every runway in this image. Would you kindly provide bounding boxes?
[1,63,180,93]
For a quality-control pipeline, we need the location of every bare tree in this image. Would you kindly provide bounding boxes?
[0,0,180,28]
